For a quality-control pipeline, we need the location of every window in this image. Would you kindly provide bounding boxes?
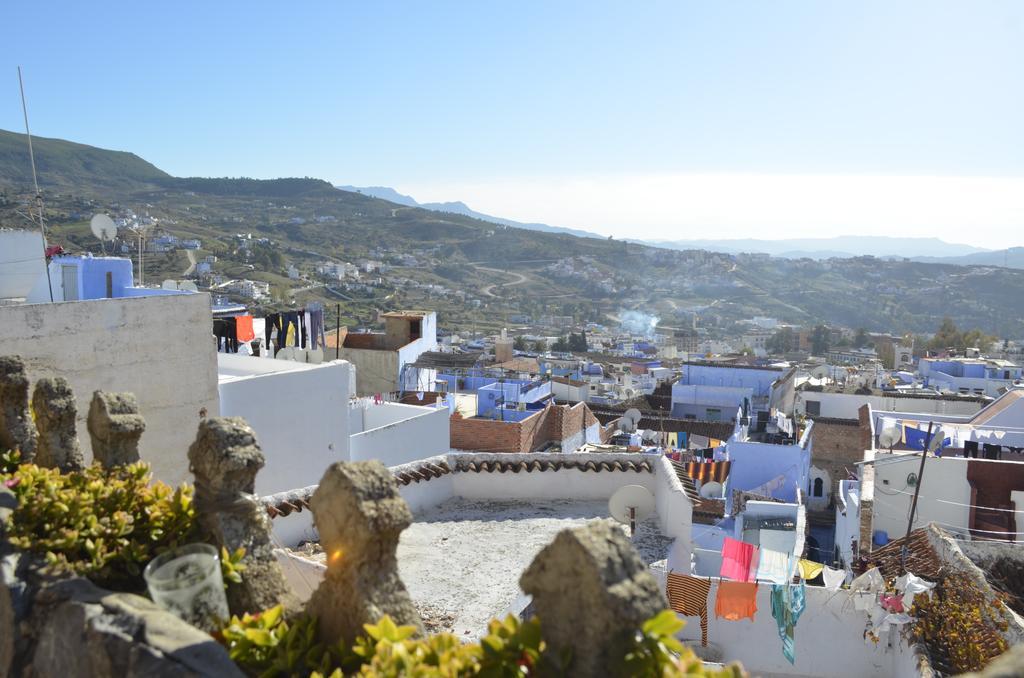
[805,400,821,416]
[706,408,722,421]
[813,477,824,497]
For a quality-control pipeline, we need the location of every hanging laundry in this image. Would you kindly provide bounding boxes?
[755,549,792,585]
[770,582,806,664]
[683,460,731,483]
[880,593,904,613]
[235,315,255,343]
[721,537,756,582]
[678,431,688,448]
[821,565,847,592]
[849,567,884,595]
[894,572,935,609]
[715,581,758,621]
[666,573,711,646]
[796,559,823,581]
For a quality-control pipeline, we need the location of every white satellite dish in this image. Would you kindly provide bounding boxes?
[609,485,655,537]
[878,419,901,450]
[641,429,657,443]
[90,214,116,254]
[621,408,642,433]
[179,281,198,292]
[699,481,723,499]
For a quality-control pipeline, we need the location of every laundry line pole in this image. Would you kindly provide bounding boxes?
[901,421,934,571]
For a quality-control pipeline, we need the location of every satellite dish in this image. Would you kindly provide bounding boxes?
[622,408,642,432]
[90,214,116,253]
[699,481,723,499]
[179,281,198,292]
[609,485,655,537]
[878,418,901,450]
[927,430,945,453]
[641,429,657,442]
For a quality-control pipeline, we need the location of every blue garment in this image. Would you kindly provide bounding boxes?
[904,425,950,452]
[770,582,806,664]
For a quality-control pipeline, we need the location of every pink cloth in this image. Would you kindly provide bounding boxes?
[720,537,756,582]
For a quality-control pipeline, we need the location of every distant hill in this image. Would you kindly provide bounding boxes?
[650,235,990,259]
[4,129,1024,338]
[0,128,170,193]
[337,185,605,239]
[911,247,1024,270]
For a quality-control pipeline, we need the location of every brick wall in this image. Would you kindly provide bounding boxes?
[450,403,603,453]
[809,418,866,500]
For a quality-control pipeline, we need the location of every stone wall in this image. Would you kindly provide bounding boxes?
[809,417,865,500]
[0,294,219,486]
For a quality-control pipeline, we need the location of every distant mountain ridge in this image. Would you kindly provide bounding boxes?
[648,235,991,259]
[337,185,605,239]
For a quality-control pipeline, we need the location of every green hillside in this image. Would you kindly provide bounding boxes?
[0,129,170,193]
[2,128,1024,339]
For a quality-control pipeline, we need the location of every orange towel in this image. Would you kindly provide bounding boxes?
[235,315,255,343]
[715,581,758,621]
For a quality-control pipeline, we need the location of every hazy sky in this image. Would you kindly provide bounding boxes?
[5,1,1023,247]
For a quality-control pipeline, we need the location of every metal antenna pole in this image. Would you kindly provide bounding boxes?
[901,421,934,571]
[18,66,54,302]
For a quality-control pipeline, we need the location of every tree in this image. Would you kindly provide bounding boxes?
[568,332,588,352]
[811,325,830,356]
[853,327,869,349]
[926,317,996,354]
[766,327,796,355]
[532,339,547,353]
[513,335,527,351]
[551,336,571,352]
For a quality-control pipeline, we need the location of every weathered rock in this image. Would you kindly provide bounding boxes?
[32,377,84,472]
[187,417,297,615]
[28,577,243,678]
[87,391,146,468]
[306,461,423,644]
[0,355,37,461]
[520,520,668,678]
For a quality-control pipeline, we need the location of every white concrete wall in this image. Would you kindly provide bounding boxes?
[350,404,450,468]
[797,391,981,420]
[869,454,972,541]
[0,294,218,485]
[218,358,351,496]
[0,230,46,299]
[652,456,695,572]
[338,348,399,396]
[674,581,920,678]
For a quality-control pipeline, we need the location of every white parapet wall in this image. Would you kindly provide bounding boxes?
[675,580,924,678]
[0,293,219,485]
[350,403,450,468]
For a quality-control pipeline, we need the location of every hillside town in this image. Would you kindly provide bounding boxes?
[2,236,1024,676]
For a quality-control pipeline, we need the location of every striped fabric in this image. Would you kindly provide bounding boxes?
[683,460,731,484]
[666,573,711,646]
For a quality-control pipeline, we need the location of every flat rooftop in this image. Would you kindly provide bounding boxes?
[298,497,671,638]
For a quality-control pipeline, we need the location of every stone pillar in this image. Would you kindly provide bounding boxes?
[520,521,668,678]
[0,356,37,462]
[87,391,146,469]
[305,461,423,644]
[187,417,297,615]
[31,378,83,473]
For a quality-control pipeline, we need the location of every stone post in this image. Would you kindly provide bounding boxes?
[305,461,423,644]
[87,391,146,468]
[187,417,297,615]
[0,356,37,462]
[520,521,668,678]
[31,378,83,473]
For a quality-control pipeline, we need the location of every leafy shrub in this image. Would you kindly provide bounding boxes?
[0,461,196,590]
[913,573,1009,673]
[217,608,746,677]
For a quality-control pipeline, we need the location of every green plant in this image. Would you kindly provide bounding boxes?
[913,573,1010,673]
[218,611,746,677]
[222,545,248,587]
[1,448,21,475]
[0,461,196,589]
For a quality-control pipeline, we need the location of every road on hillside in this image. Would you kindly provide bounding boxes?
[182,249,196,276]
[475,264,528,297]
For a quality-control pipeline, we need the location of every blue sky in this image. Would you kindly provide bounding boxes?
[4,1,1023,246]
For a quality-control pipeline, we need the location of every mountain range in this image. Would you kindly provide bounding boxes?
[336,185,604,240]
[3,128,1024,338]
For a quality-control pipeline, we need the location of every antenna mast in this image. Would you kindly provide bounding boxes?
[17,66,54,302]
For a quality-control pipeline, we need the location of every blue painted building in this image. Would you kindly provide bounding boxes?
[670,362,795,421]
[26,255,192,303]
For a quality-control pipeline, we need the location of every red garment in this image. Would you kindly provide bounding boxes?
[715,581,759,621]
[720,537,756,582]
[235,315,255,342]
[881,593,904,613]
